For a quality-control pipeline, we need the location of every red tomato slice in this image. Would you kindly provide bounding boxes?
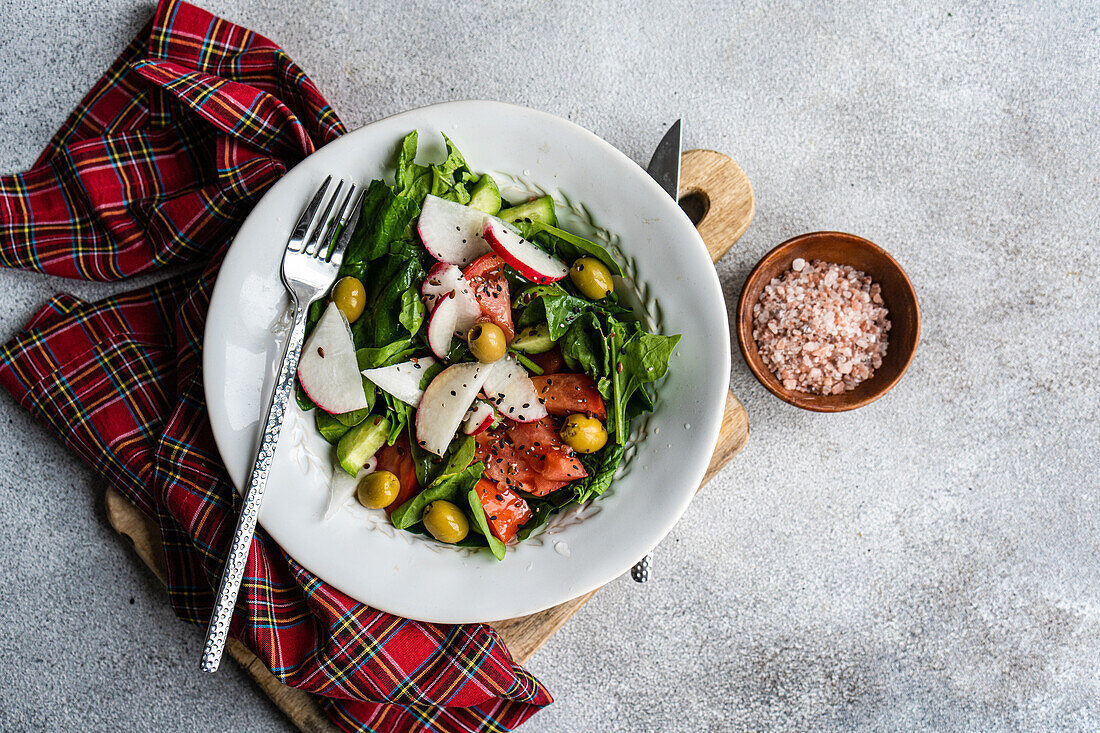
[375,434,419,516]
[463,254,514,341]
[529,345,566,374]
[475,417,587,497]
[533,445,588,481]
[475,478,532,543]
[463,253,506,280]
[530,374,606,420]
[504,416,561,449]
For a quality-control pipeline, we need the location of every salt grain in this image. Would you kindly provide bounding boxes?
[752,259,890,395]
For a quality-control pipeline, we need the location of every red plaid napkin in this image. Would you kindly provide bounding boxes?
[0,1,551,730]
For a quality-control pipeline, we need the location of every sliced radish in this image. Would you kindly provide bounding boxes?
[420,263,481,334]
[462,400,496,435]
[417,194,493,265]
[427,295,459,358]
[324,457,377,520]
[297,302,370,415]
[419,261,454,311]
[361,356,436,406]
[481,355,548,423]
[483,219,568,284]
[415,362,491,455]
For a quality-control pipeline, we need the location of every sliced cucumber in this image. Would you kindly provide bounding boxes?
[498,195,557,226]
[468,175,502,215]
[510,323,555,354]
[316,411,351,444]
[336,414,390,476]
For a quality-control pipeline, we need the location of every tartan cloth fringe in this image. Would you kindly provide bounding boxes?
[0,2,551,731]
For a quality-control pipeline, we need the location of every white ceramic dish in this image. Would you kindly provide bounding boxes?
[203,101,730,623]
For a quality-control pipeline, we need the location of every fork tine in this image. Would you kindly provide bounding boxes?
[287,176,332,252]
[302,180,344,256]
[326,187,366,264]
[314,183,357,261]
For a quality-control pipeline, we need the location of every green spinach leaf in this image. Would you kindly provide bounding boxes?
[513,220,623,276]
[391,460,485,529]
[399,286,425,336]
[514,285,593,339]
[466,486,507,561]
[610,330,681,443]
[434,434,476,484]
[356,340,415,370]
[572,443,625,503]
[559,312,609,377]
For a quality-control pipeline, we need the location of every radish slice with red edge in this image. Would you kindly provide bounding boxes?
[481,355,548,423]
[426,295,459,358]
[416,362,491,455]
[417,194,493,266]
[462,400,495,435]
[297,302,370,415]
[482,219,568,284]
[421,263,481,334]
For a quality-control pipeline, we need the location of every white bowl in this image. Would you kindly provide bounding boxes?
[203,101,730,623]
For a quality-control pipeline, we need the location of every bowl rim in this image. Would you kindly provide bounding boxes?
[736,230,920,412]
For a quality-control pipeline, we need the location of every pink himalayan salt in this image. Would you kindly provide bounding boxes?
[752,259,890,395]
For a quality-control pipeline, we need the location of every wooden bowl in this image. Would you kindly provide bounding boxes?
[736,231,920,412]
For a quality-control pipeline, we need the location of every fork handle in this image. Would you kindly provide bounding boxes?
[201,306,307,673]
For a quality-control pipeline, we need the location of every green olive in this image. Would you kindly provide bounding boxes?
[468,322,507,363]
[560,413,608,454]
[356,470,400,509]
[422,500,470,544]
[332,276,366,323]
[569,257,614,300]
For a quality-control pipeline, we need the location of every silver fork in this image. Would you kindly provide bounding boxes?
[200,176,362,673]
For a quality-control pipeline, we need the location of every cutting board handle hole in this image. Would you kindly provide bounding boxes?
[679,189,709,227]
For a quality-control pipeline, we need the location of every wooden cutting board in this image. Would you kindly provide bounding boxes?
[105,148,754,732]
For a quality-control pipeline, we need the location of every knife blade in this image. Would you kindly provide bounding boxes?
[631,120,682,584]
[646,119,682,201]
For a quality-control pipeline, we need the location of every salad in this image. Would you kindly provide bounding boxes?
[294,131,680,560]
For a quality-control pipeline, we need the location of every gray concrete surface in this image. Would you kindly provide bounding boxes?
[1,0,1098,730]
